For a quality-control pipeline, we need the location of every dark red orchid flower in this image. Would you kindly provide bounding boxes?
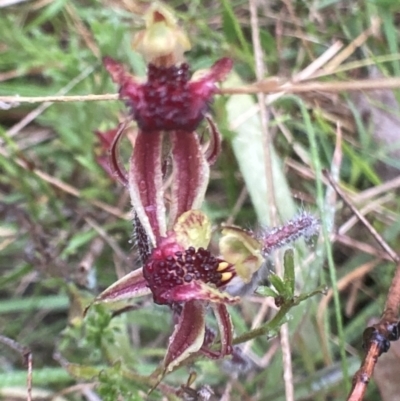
[90,2,320,381]
[98,4,232,249]
[89,207,319,374]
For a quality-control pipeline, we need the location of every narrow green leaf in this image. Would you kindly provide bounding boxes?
[268,273,286,296]
[225,74,297,226]
[256,286,279,298]
[283,249,295,297]
[220,0,252,61]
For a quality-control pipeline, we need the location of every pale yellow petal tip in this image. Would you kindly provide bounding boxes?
[132,2,191,65]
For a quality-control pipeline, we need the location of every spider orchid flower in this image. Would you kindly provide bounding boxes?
[90,2,321,378]
[91,209,246,373]
[99,3,232,249]
[89,208,320,374]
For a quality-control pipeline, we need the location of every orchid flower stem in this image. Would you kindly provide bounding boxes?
[121,368,179,400]
[233,303,292,345]
[232,284,327,346]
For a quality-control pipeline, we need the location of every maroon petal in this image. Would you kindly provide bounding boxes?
[204,116,222,165]
[190,58,233,100]
[200,304,233,359]
[103,56,140,90]
[163,300,206,372]
[168,131,209,228]
[95,127,118,149]
[129,131,166,245]
[203,57,234,83]
[95,155,114,180]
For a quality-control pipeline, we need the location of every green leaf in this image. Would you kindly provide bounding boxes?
[268,273,286,296]
[221,0,253,64]
[283,249,295,297]
[256,286,279,298]
[61,229,98,258]
[225,73,297,226]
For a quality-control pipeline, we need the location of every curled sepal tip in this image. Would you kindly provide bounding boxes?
[204,116,222,165]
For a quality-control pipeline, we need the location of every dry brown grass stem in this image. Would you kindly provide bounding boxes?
[0,146,128,219]
[317,259,380,359]
[352,175,400,204]
[249,0,294,399]
[320,17,380,75]
[338,193,394,236]
[324,171,399,264]
[0,335,32,401]
[334,234,395,262]
[3,76,400,107]
[224,77,400,94]
[225,185,248,226]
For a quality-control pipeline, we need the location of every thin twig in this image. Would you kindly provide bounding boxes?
[5,66,95,137]
[347,342,382,401]
[0,146,127,219]
[3,76,400,106]
[0,335,32,401]
[324,171,400,263]
[0,93,119,105]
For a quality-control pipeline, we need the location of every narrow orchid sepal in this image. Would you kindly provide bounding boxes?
[163,300,206,373]
[103,56,140,90]
[109,122,129,186]
[92,268,150,304]
[129,131,167,245]
[169,132,210,228]
[190,57,233,97]
[210,303,233,358]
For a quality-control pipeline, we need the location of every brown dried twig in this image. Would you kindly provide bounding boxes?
[323,171,400,401]
[3,76,400,106]
[0,335,32,401]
